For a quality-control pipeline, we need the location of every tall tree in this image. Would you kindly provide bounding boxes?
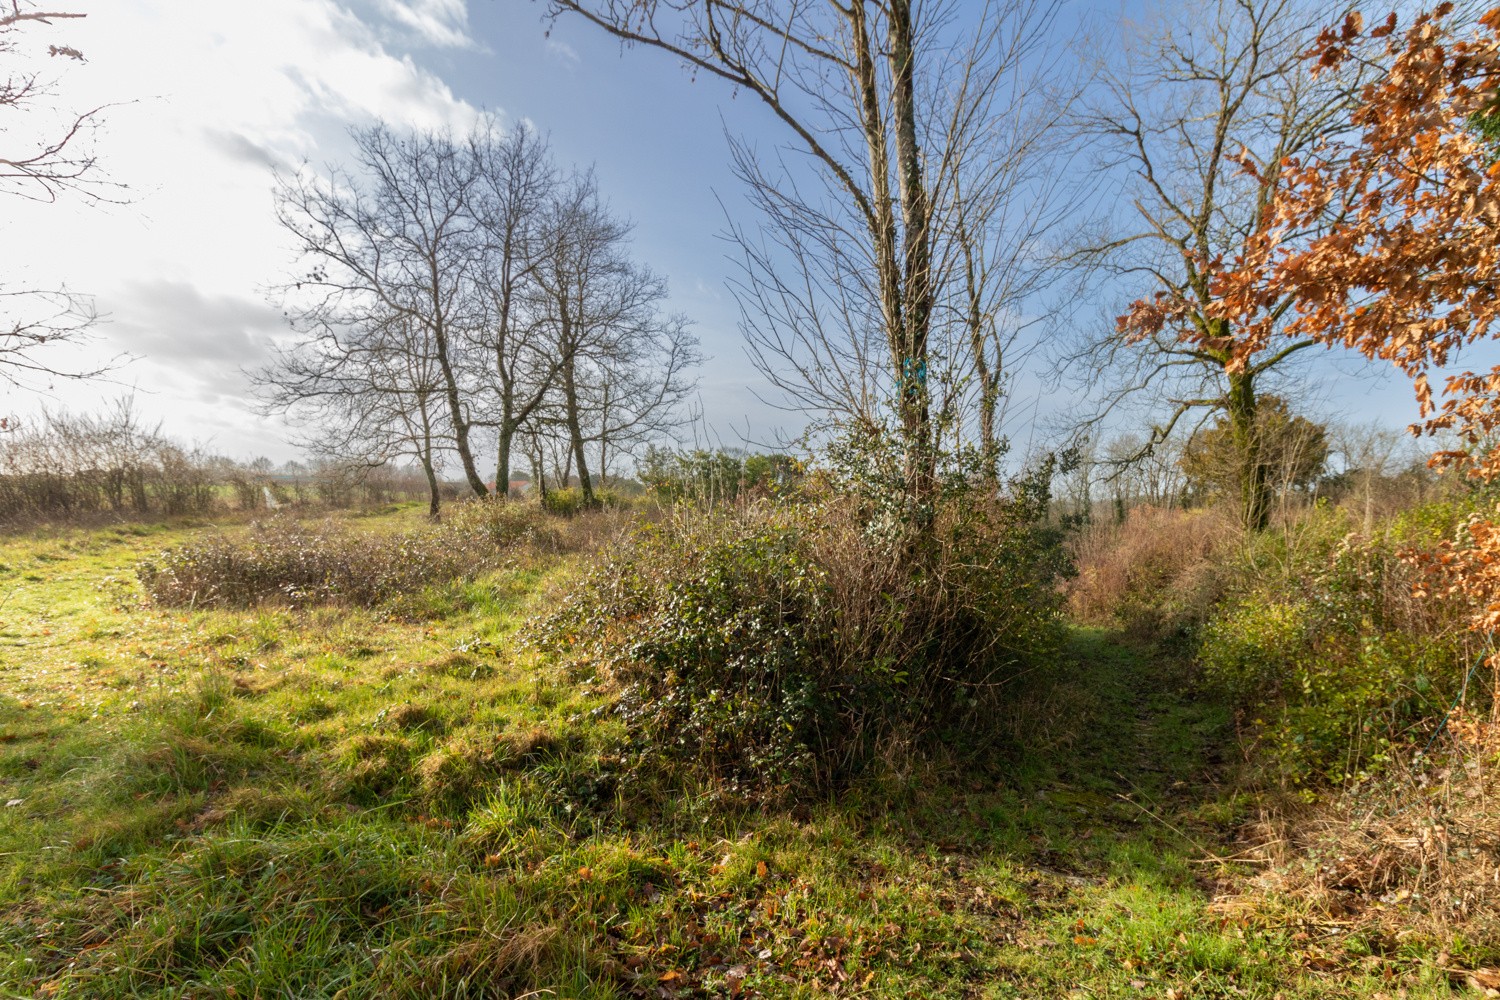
[467,121,563,498]
[1078,0,1362,530]
[544,0,1066,514]
[275,121,492,497]
[530,175,698,505]
[1189,5,1500,631]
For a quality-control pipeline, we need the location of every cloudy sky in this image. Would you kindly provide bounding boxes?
[2,0,1467,465]
[6,0,765,461]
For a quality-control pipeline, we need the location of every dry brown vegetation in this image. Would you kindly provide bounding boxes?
[1215,711,1500,981]
[132,500,629,610]
[1065,505,1239,638]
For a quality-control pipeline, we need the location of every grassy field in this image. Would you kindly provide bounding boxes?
[0,508,1465,997]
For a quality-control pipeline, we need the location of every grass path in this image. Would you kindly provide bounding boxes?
[0,518,1464,997]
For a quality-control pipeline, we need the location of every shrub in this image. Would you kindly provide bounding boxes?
[1067,505,1237,639]
[542,487,584,517]
[1198,600,1313,702]
[1198,494,1487,784]
[136,501,553,609]
[531,485,1068,802]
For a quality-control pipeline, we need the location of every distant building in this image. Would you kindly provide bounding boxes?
[483,477,532,498]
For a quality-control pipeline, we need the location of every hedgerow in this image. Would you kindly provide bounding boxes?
[531,483,1069,803]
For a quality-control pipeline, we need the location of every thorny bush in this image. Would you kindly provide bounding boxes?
[137,501,556,609]
[531,482,1069,804]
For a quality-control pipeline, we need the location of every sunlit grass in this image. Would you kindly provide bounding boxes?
[0,511,1467,997]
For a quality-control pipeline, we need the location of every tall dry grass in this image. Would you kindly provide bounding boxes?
[1066,505,1240,638]
[1217,710,1500,967]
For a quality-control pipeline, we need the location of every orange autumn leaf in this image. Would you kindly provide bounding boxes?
[1141,4,1500,638]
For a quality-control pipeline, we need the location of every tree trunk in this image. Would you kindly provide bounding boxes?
[421,453,441,520]
[561,354,595,506]
[495,420,514,502]
[888,0,936,512]
[597,380,610,490]
[429,283,488,498]
[418,390,442,520]
[533,441,548,501]
[1226,368,1270,532]
[847,0,933,519]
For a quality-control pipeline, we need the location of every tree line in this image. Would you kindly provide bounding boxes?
[256,119,701,519]
[11,0,1500,546]
[0,398,434,523]
[538,0,1452,536]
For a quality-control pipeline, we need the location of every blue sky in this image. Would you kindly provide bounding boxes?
[3,0,1473,468]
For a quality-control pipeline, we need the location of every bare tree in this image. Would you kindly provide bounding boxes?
[545,0,1070,513]
[1,1,96,202]
[271,120,700,510]
[466,121,565,497]
[255,312,452,518]
[1,4,125,391]
[584,312,701,486]
[275,121,492,497]
[1069,0,1363,530]
[0,288,107,390]
[932,30,1084,483]
[530,174,699,506]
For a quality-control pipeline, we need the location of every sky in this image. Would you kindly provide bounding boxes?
[1,0,1471,466]
[5,0,765,462]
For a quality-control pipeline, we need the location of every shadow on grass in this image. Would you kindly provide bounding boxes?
[0,625,1461,999]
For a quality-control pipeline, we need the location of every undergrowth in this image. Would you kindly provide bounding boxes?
[135,500,561,609]
[532,488,1069,803]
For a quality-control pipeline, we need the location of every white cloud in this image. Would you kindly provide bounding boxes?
[374,0,475,49]
[545,38,580,67]
[3,0,485,459]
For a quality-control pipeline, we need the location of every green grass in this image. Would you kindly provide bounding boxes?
[0,511,1468,997]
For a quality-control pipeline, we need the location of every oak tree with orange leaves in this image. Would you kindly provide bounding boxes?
[1135,3,1500,632]
[1092,0,1367,531]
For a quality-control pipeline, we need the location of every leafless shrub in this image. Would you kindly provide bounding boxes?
[137,501,556,609]
[1066,505,1239,637]
[0,399,218,521]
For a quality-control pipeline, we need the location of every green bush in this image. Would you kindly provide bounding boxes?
[531,485,1068,802]
[541,487,584,517]
[1199,600,1312,701]
[1196,493,1489,785]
